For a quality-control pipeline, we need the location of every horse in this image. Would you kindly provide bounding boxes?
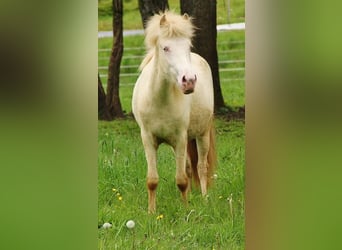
[132,11,216,213]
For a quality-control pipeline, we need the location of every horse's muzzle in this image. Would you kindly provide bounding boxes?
[181,75,196,94]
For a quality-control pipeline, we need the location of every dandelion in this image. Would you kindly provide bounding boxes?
[126,220,135,229]
[116,192,121,196]
[126,220,136,249]
[156,214,164,220]
[112,188,117,192]
[219,195,223,199]
[118,196,123,201]
[102,222,112,229]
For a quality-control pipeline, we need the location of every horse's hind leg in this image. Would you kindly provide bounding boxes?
[185,156,192,192]
[141,131,158,213]
[196,131,210,196]
[174,134,189,203]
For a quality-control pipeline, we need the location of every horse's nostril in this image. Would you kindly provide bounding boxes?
[182,75,197,83]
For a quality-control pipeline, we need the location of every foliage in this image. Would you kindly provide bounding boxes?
[98,0,113,17]
[98,0,245,31]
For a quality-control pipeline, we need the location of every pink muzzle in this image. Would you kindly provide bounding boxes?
[181,74,197,94]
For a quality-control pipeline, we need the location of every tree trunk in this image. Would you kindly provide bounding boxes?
[106,0,125,118]
[98,74,112,120]
[180,0,225,112]
[138,0,169,29]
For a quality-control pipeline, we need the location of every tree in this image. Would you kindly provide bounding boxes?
[98,73,111,120]
[105,0,125,118]
[180,0,225,111]
[138,0,169,28]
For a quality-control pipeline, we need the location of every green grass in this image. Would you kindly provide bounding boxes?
[98,0,245,31]
[98,118,245,249]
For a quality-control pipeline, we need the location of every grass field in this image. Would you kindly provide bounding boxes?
[98,118,245,249]
[98,3,245,248]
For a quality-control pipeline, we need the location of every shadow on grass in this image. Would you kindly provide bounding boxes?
[215,106,245,122]
[102,106,245,122]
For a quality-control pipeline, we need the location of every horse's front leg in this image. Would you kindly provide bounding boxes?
[141,131,158,213]
[174,133,189,204]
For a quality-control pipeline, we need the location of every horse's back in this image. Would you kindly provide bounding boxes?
[190,52,214,107]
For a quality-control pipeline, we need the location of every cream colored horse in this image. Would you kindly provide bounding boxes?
[132,11,216,213]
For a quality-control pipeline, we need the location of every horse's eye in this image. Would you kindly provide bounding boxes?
[163,46,170,52]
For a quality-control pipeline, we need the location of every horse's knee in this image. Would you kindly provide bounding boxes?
[147,177,159,191]
[176,177,188,193]
[177,182,188,193]
[147,177,158,213]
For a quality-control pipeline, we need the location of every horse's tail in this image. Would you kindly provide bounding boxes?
[207,123,217,186]
[187,121,216,187]
[187,139,199,185]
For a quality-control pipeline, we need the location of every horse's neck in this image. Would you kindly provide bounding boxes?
[150,58,182,105]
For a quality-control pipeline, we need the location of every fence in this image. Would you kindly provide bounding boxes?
[98,33,245,87]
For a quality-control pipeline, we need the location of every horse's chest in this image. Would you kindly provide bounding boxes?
[153,122,181,143]
[141,108,188,143]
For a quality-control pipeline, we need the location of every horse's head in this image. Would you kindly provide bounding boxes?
[158,35,197,94]
[145,12,197,94]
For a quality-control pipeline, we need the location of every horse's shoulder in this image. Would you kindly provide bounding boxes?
[190,52,209,66]
[190,52,203,60]
[190,52,211,74]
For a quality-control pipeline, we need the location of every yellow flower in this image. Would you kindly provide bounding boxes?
[112,188,117,192]
[156,214,164,220]
[219,196,223,199]
[118,196,123,201]
[116,193,121,196]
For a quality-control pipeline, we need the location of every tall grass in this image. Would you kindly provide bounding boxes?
[98,118,245,249]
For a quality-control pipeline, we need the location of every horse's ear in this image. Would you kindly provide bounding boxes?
[183,13,189,20]
[160,14,167,26]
